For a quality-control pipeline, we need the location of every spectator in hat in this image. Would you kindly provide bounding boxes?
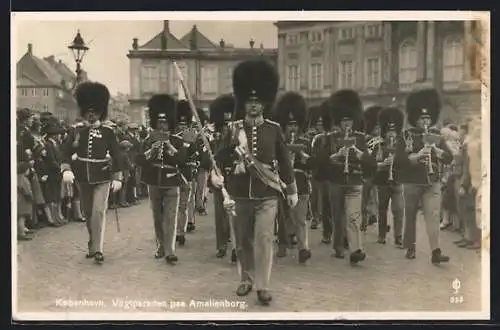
[17,162,34,241]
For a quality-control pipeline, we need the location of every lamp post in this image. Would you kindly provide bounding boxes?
[68,30,89,87]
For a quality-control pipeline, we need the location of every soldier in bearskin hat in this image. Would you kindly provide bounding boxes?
[60,82,124,264]
[208,94,237,261]
[327,90,377,265]
[309,99,337,238]
[194,107,211,216]
[135,94,188,265]
[174,100,201,245]
[372,107,406,247]
[211,59,297,305]
[272,91,312,264]
[361,106,384,231]
[400,88,452,264]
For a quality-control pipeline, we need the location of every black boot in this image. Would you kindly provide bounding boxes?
[216,248,227,259]
[349,249,366,265]
[176,235,186,246]
[94,252,104,264]
[186,222,195,232]
[394,236,404,249]
[231,249,237,263]
[405,247,416,259]
[166,254,178,264]
[257,290,272,306]
[236,283,252,296]
[154,248,165,259]
[298,249,311,264]
[431,248,450,264]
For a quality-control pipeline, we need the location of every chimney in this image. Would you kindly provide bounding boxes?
[189,25,198,50]
[58,59,62,64]
[249,38,255,49]
[219,38,225,48]
[132,38,139,50]
[27,43,33,55]
[163,20,170,33]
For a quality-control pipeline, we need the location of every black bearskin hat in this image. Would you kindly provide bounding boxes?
[363,105,383,134]
[41,115,65,135]
[320,100,332,131]
[147,94,177,130]
[232,59,279,119]
[75,82,110,121]
[379,107,404,136]
[17,108,34,122]
[329,89,363,131]
[272,92,307,133]
[209,94,235,132]
[405,88,441,127]
[177,100,192,124]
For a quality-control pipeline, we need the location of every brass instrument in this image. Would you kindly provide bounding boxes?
[287,132,311,162]
[367,135,384,160]
[146,129,178,160]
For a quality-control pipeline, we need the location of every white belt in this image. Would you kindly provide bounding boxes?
[77,156,109,163]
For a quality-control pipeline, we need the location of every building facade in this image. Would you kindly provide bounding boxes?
[275,20,483,123]
[127,21,278,125]
[16,43,89,124]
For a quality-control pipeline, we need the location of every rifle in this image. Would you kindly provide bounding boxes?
[173,62,236,216]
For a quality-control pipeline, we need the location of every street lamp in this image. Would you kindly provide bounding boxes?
[68,30,89,86]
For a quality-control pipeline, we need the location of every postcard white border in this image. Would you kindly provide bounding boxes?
[11,11,491,321]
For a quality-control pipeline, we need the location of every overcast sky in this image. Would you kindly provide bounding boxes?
[14,20,277,95]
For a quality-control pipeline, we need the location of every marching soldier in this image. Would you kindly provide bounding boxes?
[60,82,124,264]
[309,100,337,241]
[195,108,211,216]
[211,59,297,305]
[400,88,452,263]
[209,94,237,261]
[327,90,377,264]
[175,100,201,245]
[273,91,312,263]
[362,106,383,230]
[136,94,188,264]
[371,107,406,247]
[306,105,323,229]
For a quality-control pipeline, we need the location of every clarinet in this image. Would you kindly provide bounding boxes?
[423,124,434,175]
[343,126,352,175]
[387,132,396,182]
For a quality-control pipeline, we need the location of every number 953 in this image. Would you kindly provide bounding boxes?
[449,296,464,304]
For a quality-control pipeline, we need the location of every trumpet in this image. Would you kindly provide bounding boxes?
[422,124,434,175]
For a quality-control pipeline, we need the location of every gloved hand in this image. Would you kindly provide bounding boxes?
[287,193,298,208]
[111,180,122,192]
[62,171,75,184]
[210,169,224,188]
[40,175,48,182]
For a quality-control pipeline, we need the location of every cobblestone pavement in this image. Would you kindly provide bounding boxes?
[16,193,483,315]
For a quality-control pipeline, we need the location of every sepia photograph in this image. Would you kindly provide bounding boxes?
[11,11,490,321]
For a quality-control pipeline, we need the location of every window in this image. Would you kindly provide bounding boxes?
[171,62,188,94]
[286,65,300,91]
[309,63,323,90]
[338,60,355,89]
[42,88,49,97]
[141,65,159,93]
[42,104,49,111]
[201,66,219,94]
[287,34,299,45]
[365,24,382,38]
[398,39,417,89]
[310,31,323,43]
[442,36,464,84]
[365,57,381,88]
[225,66,233,93]
[31,88,37,97]
[339,27,355,41]
[20,88,28,97]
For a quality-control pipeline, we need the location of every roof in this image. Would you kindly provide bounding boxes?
[17,51,66,88]
[179,26,218,50]
[139,31,189,50]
